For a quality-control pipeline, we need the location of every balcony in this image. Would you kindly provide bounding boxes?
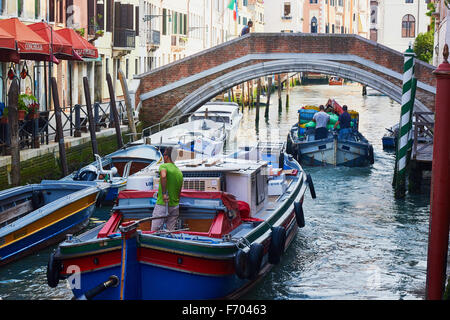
[113,29,136,49]
[281,15,292,20]
[147,30,160,51]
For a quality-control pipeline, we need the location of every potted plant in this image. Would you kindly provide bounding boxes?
[19,94,38,121]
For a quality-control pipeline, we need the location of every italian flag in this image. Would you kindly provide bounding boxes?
[227,0,238,21]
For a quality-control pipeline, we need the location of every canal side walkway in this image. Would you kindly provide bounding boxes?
[0,125,129,189]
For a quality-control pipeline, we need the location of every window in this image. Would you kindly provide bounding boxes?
[284,2,291,16]
[310,0,318,3]
[18,0,23,16]
[311,17,318,33]
[402,14,415,38]
[162,9,167,35]
[405,0,413,3]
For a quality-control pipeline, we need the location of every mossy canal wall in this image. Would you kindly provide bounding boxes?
[0,131,129,191]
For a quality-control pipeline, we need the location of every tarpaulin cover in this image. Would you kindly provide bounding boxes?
[56,28,98,59]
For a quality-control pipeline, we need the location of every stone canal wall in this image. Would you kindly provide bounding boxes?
[0,131,128,191]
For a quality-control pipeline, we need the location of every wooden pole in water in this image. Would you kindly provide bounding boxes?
[247,81,251,108]
[256,78,261,122]
[118,69,137,141]
[393,46,415,198]
[265,76,272,118]
[83,76,99,158]
[425,44,450,300]
[286,73,290,108]
[8,79,20,186]
[51,77,69,176]
[277,74,282,112]
[106,73,124,149]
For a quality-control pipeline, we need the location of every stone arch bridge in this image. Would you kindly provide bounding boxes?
[135,33,436,128]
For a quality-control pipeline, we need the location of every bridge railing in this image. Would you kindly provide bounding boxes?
[412,111,434,161]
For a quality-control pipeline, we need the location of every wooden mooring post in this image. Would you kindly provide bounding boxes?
[425,45,450,300]
[285,73,290,108]
[8,79,20,186]
[51,77,69,176]
[83,76,99,158]
[118,69,137,141]
[106,73,124,149]
[256,78,261,122]
[277,74,282,112]
[265,76,272,119]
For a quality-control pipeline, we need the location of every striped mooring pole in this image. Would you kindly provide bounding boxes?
[393,45,416,198]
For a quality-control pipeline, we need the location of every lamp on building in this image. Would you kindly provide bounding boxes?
[143,15,171,22]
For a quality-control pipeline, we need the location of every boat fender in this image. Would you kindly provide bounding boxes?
[268,226,286,265]
[248,243,264,280]
[31,190,45,210]
[306,174,316,199]
[368,145,374,165]
[47,251,63,288]
[286,134,293,155]
[294,201,305,228]
[234,248,250,279]
[278,152,285,170]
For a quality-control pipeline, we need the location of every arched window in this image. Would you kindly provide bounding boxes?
[311,17,318,33]
[402,14,415,38]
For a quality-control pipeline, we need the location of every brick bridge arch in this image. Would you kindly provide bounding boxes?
[135,33,436,128]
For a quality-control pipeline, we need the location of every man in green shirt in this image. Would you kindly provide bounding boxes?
[151,147,184,231]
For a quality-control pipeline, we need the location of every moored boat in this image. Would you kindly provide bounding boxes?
[188,102,243,140]
[287,103,374,167]
[0,180,103,266]
[382,124,398,150]
[61,144,162,204]
[328,76,344,86]
[46,143,315,299]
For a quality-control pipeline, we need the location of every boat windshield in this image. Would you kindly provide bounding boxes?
[191,115,230,124]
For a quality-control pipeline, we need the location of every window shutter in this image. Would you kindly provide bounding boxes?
[135,7,139,36]
[97,3,104,30]
[106,0,113,32]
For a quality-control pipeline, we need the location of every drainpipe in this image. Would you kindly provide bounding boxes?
[426,44,450,300]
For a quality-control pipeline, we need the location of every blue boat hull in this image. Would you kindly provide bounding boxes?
[382,136,396,149]
[0,204,95,264]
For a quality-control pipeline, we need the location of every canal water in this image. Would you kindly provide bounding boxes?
[0,84,431,300]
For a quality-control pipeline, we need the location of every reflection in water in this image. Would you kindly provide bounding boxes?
[0,85,430,300]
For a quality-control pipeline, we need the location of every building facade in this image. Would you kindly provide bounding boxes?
[370,0,430,53]
[264,0,370,38]
[1,1,263,108]
[432,0,450,66]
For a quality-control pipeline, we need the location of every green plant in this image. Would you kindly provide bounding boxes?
[414,31,434,64]
[18,94,38,113]
[75,28,85,37]
[2,107,8,117]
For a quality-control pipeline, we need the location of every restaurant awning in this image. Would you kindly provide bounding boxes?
[56,28,98,59]
[0,26,19,63]
[0,18,51,61]
[28,22,83,62]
